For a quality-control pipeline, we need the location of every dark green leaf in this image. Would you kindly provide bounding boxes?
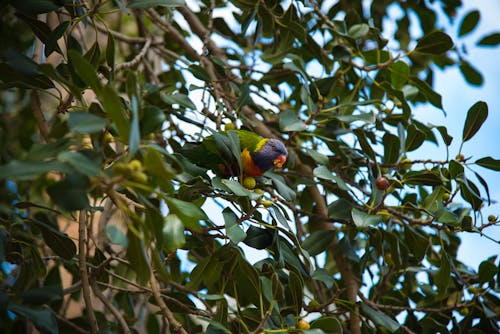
[163,214,186,251]
[68,50,101,93]
[436,126,453,145]
[476,157,500,171]
[383,133,400,164]
[478,260,497,283]
[9,304,59,334]
[311,269,334,289]
[280,110,307,132]
[402,171,443,186]
[405,124,425,152]
[9,0,61,14]
[458,10,480,37]
[459,61,483,86]
[449,160,464,179]
[126,229,151,285]
[243,226,273,249]
[302,230,336,256]
[100,85,130,141]
[68,111,108,134]
[47,174,90,211]
[434,251,451,295]
[477,32,500,46]
[32,219,77,260]
[106,32,115,69]
[462,101,488,142]
[128,0,185,8]
[360,303,400,332]
[414,31,454,55]
[410,76,443,109]
[57,151,100,176]
[22,285,62,305]
[459,177,483,211]
[311,316,343,334]
[161,93,196,110]
[188,64,211,82]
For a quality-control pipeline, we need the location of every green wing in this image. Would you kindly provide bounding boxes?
[232,130,264,152]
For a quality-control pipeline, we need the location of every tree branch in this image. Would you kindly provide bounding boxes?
[78,210,99,333]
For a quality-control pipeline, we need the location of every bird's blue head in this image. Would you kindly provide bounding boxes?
[251,138,288,173]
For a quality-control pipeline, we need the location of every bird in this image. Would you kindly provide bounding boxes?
[181,129,288,177]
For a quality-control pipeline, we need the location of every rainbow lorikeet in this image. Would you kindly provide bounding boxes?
[181,130,288,177]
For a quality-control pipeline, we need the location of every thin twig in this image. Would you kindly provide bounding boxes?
[116,38,152,70]
[78,210,99,334]
[150,271,189,334]
[92,282,131,334]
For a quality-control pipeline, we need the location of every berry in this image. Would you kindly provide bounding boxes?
[375,177,390,190]
[243,176,256,190]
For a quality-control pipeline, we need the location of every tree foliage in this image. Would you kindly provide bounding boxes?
[1,1,499,333]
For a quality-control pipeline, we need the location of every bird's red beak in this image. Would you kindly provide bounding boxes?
[273,154,287,168]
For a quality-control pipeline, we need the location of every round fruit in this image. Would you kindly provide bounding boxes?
[488,215,496,222]
[297,319,310,330]
[261,200,273,208]
[455,153,465,162]
[400,158,412,171]
[375,177,390,191]
[129,159,143,172]
[243,176,256,190]
[224,122,236,130]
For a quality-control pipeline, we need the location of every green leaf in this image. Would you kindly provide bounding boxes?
[436,126,453,146]
[311,269,335,289]
[311,316,343,334]
[9,304,59,334]
[458,10,480,37]
[105,225,128,247]
[68,50,101,93]
[360,303,400,333]
[477,32,500,46]
[280,110,307,132]
[302,230,336,256]
[243,226,273,249]
[106,32,115,69]
[352,208,381,229]
[434,251,451,295]
[100,85,130,141]
[57,151,100,176]
[9,0,61,14]
[0,160,71,180]
[32,219,77,260]
[161,93,196,110]
[390,61,409,90]
[462,101,488,142]
[348,23,370,39]
[383,133,400,164]
[476,156,500,171]
[271,175,297,201]
[313,166,349,191]
[188,64,211,82]
[410,76,443,109]
[163,214,186,251]
[47,174,90,211]
[405,124,425,152]
[126,229,151,285]
[22,285,62,305]
[223,207,246,244]
[478,260,497,283]
[459,61,483,86]
[220,179,260,200]
[165,197,207,232]
[414,31,454,55]
[128,0,185,8]
[307,149,329,165]
[402,171,443,186]
[68,111,107,134]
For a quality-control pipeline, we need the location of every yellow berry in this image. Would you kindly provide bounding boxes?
[132,171,148,183]
[400,158,412,171]
[254,188,264,194]
[297,319,310,330]
[129,159,143,172]
[243,176,256,190]
[112,162,130,176]
[488,215,496,222]
[224,122,236,131]
[261,200,273,208]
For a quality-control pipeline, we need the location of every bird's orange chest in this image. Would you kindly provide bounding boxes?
[241,148,263,176]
